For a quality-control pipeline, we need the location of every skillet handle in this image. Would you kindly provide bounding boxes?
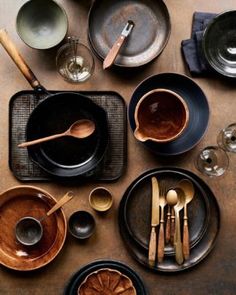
[0,29,40,89]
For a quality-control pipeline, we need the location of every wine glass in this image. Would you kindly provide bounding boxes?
[195,146,229,177]
[217,123,236,153]
[56,37,94,83]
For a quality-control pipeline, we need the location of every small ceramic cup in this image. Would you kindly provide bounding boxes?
[15,216,43,246]
[89,187,113,212]
[134,88,189,143]
[68,211,96,240]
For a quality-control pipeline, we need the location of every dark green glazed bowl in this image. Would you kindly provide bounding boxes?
[202,10,236,78]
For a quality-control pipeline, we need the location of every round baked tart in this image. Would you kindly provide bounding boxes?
[77,268,137,295]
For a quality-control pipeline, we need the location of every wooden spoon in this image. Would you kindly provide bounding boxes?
[18,119,95,148]
[177,179,195,260]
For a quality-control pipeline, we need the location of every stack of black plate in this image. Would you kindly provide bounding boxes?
[118,167,220,272]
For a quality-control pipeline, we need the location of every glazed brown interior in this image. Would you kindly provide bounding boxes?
[136,90,188,141]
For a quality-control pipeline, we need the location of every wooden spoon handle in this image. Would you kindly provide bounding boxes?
[148,227,157,267]
[18,132,66,148]
[175,211,184,265]
[47,191,74,216]
[170,207,175,245]
[157,221,165,263]
[183,217,190,260]
[165,206,171,243]
[0,29,40,89]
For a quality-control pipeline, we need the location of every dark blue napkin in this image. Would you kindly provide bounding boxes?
[181,12,217,75]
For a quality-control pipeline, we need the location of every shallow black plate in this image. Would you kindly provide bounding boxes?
[123,169,210,256]
[129,73,209,155]
[88,0,170,67]
[119,167,220,272]
[26,93,109,178]
[202,10,236,78]
[64,260,147,295]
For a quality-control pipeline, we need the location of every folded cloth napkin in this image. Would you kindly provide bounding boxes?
[181,12,217,75]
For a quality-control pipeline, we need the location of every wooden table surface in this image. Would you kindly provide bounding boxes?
[1,0,236,294]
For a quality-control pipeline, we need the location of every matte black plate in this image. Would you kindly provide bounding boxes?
[64,260,147,295]
[129,73,210,155]
[119,167,220,272]
[88,0,171,67]
[202,10,236,78]
[123,170,210,256]
[26,92,109,178]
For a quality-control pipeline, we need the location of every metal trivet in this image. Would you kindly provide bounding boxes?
[9,91,126,182]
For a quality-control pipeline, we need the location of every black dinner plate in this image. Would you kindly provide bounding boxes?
[129,73,210,155]
[119,167,220,272]
[202,10,236,78]
[64,260,147,295]
[88,0,171,67]
[123,169,210,256]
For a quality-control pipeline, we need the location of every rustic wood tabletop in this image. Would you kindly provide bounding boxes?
[0,0,236,294]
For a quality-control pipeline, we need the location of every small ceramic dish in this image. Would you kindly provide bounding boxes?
[68,211,95,240]
[89,187,113,212]
[202,10,236,78]
[78,268,137,295]
[16,0,68,49]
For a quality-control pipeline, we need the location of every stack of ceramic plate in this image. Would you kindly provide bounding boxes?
[118,167,220,272]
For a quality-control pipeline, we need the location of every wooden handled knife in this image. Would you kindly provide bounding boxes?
[103,20,134,69]
[148,176,160,266]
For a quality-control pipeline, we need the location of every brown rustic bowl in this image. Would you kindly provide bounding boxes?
[134,88,189,143]
[89,187,113,212]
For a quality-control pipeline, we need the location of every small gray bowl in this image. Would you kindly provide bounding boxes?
[16,0,68,49]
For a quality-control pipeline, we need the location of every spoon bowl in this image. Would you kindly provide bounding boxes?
[18,119,95,148]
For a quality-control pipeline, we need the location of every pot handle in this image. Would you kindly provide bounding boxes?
[0,29,41,90]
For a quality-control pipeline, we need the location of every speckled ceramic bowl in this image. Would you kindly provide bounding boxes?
[16,0,68,49]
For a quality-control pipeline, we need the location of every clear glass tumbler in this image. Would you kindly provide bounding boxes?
[56,37,94,83]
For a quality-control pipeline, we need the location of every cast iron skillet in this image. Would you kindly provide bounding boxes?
[0,29,109,178]
[88,0,171,67]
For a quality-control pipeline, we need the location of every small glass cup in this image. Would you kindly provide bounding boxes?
[56,37,94,83]
[217,123,236,153]
[195,146,229,177]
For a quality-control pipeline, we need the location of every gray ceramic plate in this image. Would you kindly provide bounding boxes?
[202,10,236,78]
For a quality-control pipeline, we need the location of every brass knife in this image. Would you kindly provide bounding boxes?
[148,176,160,266]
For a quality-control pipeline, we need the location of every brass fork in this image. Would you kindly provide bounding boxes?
[157,183,167,263]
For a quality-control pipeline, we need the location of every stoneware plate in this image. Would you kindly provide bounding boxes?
[119,167,220,272]
[0,186,67,271]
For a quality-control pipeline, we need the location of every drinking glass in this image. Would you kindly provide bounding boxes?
[56,37,94,83]
[217,123,236,153]
[195,146,229,177]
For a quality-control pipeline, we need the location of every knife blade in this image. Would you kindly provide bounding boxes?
[148,176,160,266]
[103,20,134,69]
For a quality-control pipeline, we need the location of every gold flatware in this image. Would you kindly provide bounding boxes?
[166,189,178,245]
[148,176,159,266]
[173,189,185,265]
[177,179,195,260]
[165,204,171,243]
[157,184,167,263]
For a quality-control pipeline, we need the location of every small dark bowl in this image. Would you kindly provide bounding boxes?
[68,211,95,240]
[16,0,68,49]
[202,10,236,78]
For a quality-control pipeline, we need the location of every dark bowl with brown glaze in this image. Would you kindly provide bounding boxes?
[134,89,189,143]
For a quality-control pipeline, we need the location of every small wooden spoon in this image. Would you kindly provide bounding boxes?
[177,179,194,260]
[18,119,95,148]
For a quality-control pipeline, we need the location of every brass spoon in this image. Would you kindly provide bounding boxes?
[177,179,195,260]
[18,119,95,148]
[167,189,184,265]
[166,189,178,245]
[157,184,167,263]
